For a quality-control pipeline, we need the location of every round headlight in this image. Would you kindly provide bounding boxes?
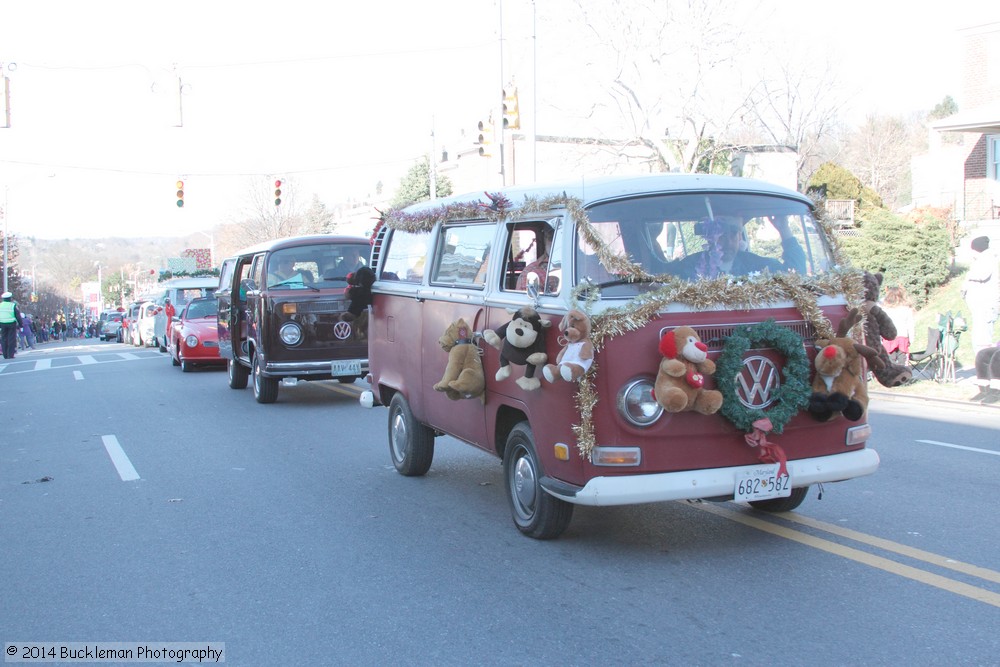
[617,379,663,427]
[279,322,302,346]
[184,334,199,348]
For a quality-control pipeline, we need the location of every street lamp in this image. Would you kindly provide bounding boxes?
[94,261,103,316]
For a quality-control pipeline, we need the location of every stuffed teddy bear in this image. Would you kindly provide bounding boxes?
[542,309,595,383]
[808,308,886,422]
[862,271,912,387]
[342,266,376,322]
[653,326,723,414]
[432,317,486,401]
[483,306,551,391]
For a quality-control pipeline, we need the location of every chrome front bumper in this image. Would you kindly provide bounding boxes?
[542,448,880,507]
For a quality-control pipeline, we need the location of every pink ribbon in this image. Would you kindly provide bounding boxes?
[744,418,788,479]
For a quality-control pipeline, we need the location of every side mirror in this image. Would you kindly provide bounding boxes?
[525,271,541,301]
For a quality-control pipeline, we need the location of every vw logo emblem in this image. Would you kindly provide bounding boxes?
[333,321,352,340]
[735,355,780,409]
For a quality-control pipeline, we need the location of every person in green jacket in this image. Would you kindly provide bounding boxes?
[0,291,25,359]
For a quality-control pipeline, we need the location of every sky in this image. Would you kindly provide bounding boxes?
[0,0,997,241]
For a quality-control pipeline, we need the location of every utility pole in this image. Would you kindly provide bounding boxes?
[497,0,506,186]
[429,119,438,202]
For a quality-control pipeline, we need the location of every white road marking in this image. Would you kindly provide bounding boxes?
[915,439,1000,456]
[73,371,84,380]
[35,359,52,370]
[117,352,139,360]
[78,355,97,364]
[101,435,140,481]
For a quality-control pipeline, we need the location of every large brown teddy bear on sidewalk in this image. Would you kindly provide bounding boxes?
[653,326,723,414]
[432,317,485,401]
[862,271,912,387]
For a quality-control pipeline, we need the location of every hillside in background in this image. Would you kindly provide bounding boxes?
[17,234,211,302]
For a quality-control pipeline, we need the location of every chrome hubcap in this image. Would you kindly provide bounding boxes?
[391,412,407,461]
[513,454,536,510]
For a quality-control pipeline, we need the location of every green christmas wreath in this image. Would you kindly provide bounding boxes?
[715,319,811,434]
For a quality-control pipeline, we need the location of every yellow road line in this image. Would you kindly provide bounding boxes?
[691,503,1000,608]
[314,382,365,399]
[776,511,1000,585]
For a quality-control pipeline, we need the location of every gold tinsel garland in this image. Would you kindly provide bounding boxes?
[382,192,864,458]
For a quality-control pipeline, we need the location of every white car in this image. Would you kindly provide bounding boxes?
[133,301,161,347]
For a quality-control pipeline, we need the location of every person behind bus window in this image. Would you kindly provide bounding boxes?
[268,256,301,286]
[672,215,805,280]
[336,246,367,276]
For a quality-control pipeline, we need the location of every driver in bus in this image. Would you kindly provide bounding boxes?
[672,215,806,280]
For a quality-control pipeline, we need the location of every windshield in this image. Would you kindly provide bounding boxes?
[184,298,218,319]
[577,192,832,296]
[266,243,370,289]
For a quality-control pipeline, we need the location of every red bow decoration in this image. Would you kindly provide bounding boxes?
[744,417,788,479]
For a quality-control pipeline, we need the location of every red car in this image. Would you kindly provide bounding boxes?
[168,296,225,372]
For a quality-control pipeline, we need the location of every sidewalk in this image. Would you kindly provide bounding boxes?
[869,366,1000,411]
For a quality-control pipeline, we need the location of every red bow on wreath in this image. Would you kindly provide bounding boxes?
[744,417,788,479]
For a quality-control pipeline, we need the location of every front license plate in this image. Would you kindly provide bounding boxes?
[331,359,362,377]
[734,465,791,502]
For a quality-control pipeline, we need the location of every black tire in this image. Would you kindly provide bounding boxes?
[387,393,434,476]
[252,354,279,404]
[228,358,249,389]
[181,359,192,373]
[503,422,573,540]
[171,349,180,367]
[748,486,810,512]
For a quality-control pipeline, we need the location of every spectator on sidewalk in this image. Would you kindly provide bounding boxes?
[970,343,1000,404]
[881,286,916,364]
[22,312,36,349]
[962,235,999,354]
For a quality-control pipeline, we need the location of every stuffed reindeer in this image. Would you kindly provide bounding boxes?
[808,308,886,422]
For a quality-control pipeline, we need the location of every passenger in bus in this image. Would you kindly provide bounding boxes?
[336,246,367,276]
[671,216,806,280]
[268,256,303,286]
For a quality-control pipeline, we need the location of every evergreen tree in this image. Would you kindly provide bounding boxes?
[391,158,453,209]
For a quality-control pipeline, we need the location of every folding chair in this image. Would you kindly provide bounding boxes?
[908,327,942,380]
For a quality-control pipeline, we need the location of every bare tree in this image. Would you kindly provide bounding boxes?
[216,178,323,252]
[842,114,914,210]
[540,0,849,181]
[740,56,847,189]
[554,0,756,172]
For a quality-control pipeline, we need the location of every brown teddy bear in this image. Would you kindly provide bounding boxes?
[808,308,886,421]
[432,318,486,401]
[862,271,912,387]
[542,309,595,383]
[653,326,723,414]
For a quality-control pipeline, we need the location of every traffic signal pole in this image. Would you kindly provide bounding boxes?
[497,0,506,186]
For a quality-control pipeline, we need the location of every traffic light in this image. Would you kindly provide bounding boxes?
[476,120,493,157]
[175,180,184,208]
[502,87,519,130]
[274,179,282,207]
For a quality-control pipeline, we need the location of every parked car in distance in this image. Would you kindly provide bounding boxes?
[168,296,224,372]
[98,309,124,342]
[134,301,160,347]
